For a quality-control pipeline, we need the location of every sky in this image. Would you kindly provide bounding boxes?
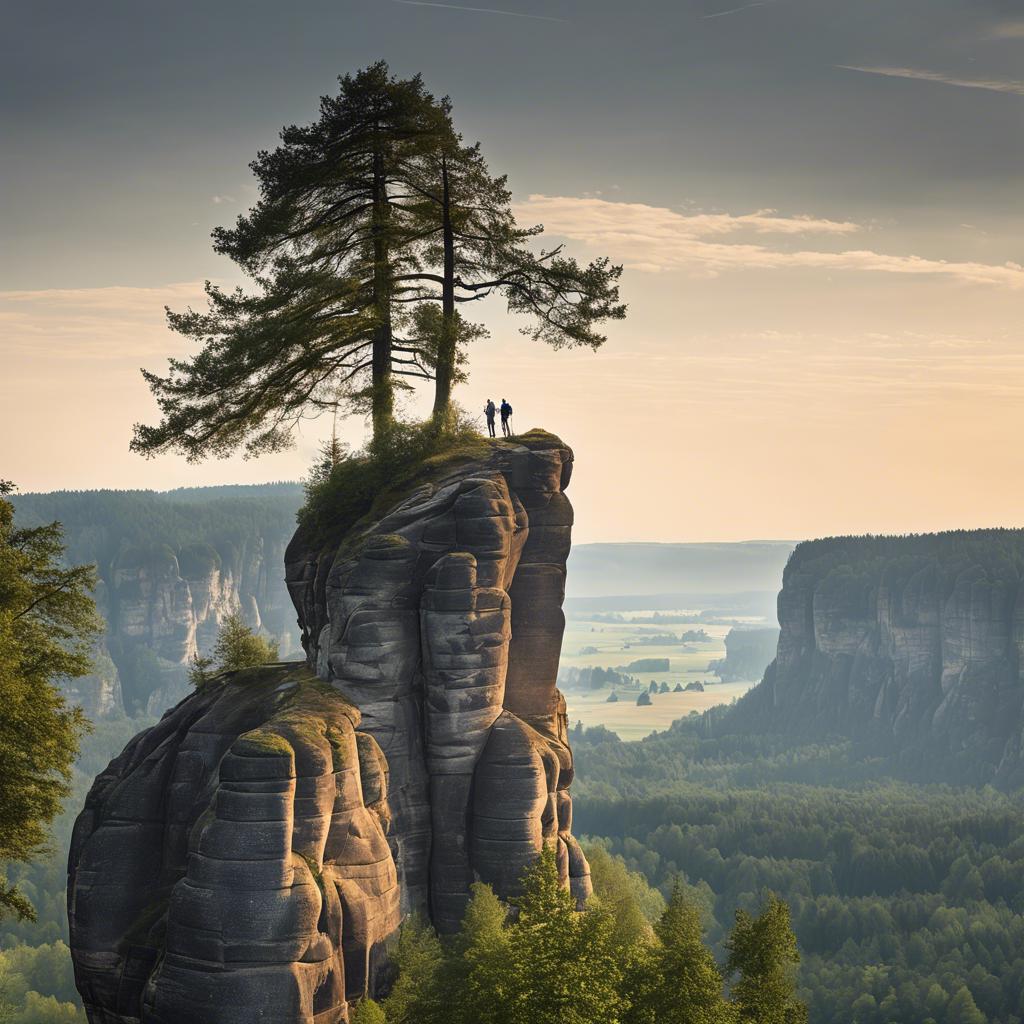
[2,0,1023,543]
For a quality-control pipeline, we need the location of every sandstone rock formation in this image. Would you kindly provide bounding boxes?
[69,433,590,1021]
[285,430,590,930]
[713,531,1024,788]
[68,664,399,1023]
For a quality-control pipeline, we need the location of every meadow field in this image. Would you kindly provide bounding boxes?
[558,608,764,739]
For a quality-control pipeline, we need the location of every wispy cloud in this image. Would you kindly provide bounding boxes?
[392,0,566,22]
[704,2,769,20]
[988,20,1024,40]
[1,282,207,359]
[516,195,1024,288]
[211,194,235,204]
[837,64,1024,97]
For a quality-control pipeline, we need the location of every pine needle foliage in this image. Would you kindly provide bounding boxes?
[378,846,805,1024]
[0,482,100,921]
[132,61,626,459]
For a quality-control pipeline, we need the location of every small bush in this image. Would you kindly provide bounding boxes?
[298,411,487,549]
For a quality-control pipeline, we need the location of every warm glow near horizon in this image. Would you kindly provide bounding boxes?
[3,0,1023,544]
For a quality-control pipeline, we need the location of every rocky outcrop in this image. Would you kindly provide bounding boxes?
[285,431,590,931]
[68,433,590,1021]
[68,664,400,1023]
[11,487,302,717]
[716,531,1024,788]
[708,626,780,683]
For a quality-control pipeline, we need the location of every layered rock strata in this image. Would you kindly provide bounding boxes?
[717,531,1024,788]
[68,433,591,1021]
[68,664,399,1023]
[285,431,590,931]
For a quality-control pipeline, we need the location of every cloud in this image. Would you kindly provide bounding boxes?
[211,194,236,204]
[392,0,566,22]
[988,20,1024,39]
[516,195,1024,288]
[837,65,1024,97]
[0,282,208,359]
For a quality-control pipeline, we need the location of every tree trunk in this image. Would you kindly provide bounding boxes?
[432,154,457,425]
[371,146,394,439]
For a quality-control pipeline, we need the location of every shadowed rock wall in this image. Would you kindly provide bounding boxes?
[68,665,399,1023]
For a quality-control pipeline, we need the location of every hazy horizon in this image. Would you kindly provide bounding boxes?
[4,0,1023,543]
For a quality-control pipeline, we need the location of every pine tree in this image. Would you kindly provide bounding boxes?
[946,987,987,1024]
[132,63,449,455]
[350,998,387,1024]
[0,481,100,920]
[406,134,626,420]
[212,613,278,672]
[132,63,627,458]
[500,847,624,1024]
[380,915,446,1024]
[632,882,733,1024]
[725,894,807,1024]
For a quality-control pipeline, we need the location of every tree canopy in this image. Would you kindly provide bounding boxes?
[380,845,803,1024]
[132,61,625,459]
[0,482,99,921]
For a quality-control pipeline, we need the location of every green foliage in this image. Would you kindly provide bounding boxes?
[211,613,278,674]
[299,411,487,548]
[383,848,799,1024]
[0,483,100,921]
[585,842,665,946]
[574,724,1024,1024]
[351,998,387,1024]
[187,653,215,689]
[0,943,85,1022]
[381,915,447,1024]
[725,895,805,1024]
[132,62,624,456]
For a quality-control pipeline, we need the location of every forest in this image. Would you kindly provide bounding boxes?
[572,724,1024,1024]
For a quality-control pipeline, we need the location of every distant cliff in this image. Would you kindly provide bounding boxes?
[12,485,303,716]
[714,530,1024,788]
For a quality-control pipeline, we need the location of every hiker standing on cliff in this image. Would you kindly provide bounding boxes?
[500,398,513,437]
[484,398,496,437]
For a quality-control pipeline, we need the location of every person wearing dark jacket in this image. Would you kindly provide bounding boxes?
[500,398,513,437]
[484,399,496,437]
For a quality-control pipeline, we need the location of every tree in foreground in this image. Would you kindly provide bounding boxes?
[132,61,625,458]
[0,482,100,920]
[725,894,807,1024]
[379,847,805,1024]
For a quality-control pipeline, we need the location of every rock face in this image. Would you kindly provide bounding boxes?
[103,532,298,716]
[68,664,400,1023]
[11,487,303,717]
[717,531,1024,788]
[68,433,590,1021]
[285,431,591,931]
